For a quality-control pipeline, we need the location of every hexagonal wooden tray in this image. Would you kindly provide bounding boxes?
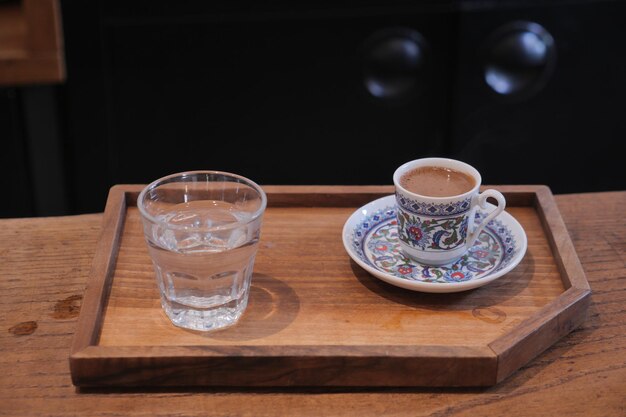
[70,185,590,387]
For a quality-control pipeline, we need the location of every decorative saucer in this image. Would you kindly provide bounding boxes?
[342,195,527,293]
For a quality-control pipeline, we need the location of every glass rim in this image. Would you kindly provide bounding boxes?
[137,170,267,233]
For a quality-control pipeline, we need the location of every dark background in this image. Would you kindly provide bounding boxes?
[2,0,625,218]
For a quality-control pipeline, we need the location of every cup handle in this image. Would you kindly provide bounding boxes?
[465,189,506,251]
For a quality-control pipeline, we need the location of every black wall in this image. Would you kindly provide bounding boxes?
[0,88,35,218]
[450,1,626,193]
[3,0,625,217]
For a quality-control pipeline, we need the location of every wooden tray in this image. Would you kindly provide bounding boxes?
[70,185,590,387]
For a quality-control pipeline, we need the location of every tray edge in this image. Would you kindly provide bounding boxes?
[70,184,590,388]
[69,185,129,385]
[489,185,591,383]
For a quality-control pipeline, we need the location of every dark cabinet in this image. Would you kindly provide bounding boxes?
[0,88,35,218]
[5,0,625,217]
[104,12,453,185]
[61,2,456,213]
[449,1,626,192]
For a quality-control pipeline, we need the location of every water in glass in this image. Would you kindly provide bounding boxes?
[144,199,261,331]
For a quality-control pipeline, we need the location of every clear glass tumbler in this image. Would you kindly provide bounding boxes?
[137,171,267,331]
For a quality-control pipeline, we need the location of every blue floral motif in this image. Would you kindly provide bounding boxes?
[459,216,469,240]
[443,269,473,282]
[396,195,472,216]
[398,210,468,251]
[402,218,431,249]
[351,205,518,284]
[395,264,416,277]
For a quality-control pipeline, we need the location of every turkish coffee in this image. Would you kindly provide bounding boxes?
[399,166,476,197]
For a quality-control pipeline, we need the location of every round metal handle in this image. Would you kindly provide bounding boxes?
[483,21,556,98]
[362,28,427,101]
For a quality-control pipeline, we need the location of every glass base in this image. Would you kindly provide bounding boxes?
[160,294,249,332]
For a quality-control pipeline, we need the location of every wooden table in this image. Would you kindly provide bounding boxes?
[1,190,624,416]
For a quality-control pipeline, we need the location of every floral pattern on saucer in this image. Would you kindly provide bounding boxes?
[350,205,518,284]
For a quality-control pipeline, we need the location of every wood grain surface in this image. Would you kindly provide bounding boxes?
[99,206,562,348]
[1,190,624,416]
[70,185,585,387]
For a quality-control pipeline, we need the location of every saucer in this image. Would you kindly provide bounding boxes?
[342,195,527,293]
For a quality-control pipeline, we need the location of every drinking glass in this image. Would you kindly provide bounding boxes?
[137,171,267,331]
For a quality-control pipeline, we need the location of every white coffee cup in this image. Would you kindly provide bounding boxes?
[393,158,506,266]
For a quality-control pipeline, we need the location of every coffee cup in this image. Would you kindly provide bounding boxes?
[393,158,506,266]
